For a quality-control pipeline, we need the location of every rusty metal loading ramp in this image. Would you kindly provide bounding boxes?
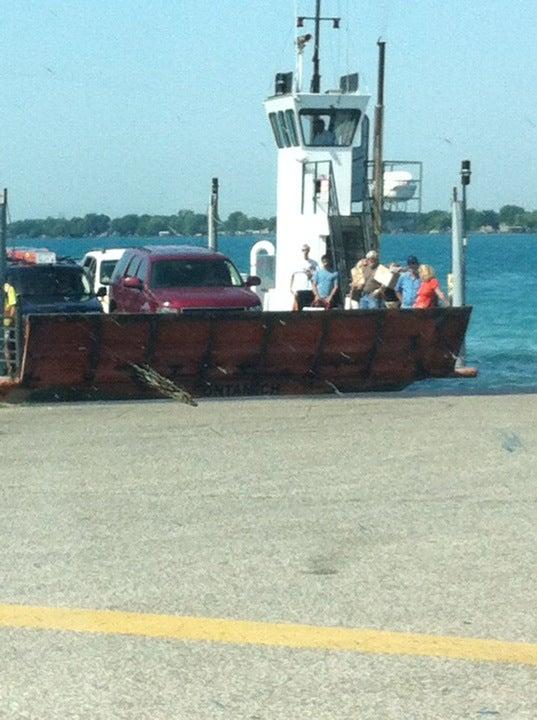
[0,307,472,401]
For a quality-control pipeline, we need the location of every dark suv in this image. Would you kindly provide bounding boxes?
[108,246,261,313]
[6,261,103,315]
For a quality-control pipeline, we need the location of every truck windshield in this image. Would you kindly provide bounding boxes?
[151,259,243,289]
[9,267,93,298]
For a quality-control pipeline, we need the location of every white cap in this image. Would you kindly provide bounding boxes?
[366,250,378,259]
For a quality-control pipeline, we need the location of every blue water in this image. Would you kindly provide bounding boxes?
[381,233,537,396]
[26,232,537,396]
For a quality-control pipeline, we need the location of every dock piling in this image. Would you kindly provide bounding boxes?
[451,186,466,367]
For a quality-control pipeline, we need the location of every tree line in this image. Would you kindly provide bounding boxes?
[406,205,537,233]
[8,210,277,239]
[8,204,537,238]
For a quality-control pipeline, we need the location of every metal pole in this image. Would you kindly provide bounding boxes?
[310,0,321,93]
[207,178,219,252]
[461,182,467,306]
[296,47,304,92]
[0,189,7,327]
[451,188,464,306]
[451,187,465,366]
[460,159,471,309]
[372,41,386,250]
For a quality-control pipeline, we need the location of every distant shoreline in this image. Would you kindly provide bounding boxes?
[8,228,535,240]
[7,204,535,239]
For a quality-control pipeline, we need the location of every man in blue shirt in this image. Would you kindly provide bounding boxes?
[312,255,339,309]
[395,255,421,308]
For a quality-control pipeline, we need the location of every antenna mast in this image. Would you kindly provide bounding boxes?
[297,1,340,94]
[311,0,321,93]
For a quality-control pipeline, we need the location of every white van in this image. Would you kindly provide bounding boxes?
[80,248,126,313]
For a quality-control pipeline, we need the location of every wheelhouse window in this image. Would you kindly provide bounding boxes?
[268,110,299,148]
[151,259,243,289]
[299,109,361,147]
[285,109,299,145]
[269,113,284,148]
[277,111,291,147]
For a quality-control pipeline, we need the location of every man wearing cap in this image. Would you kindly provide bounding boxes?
[290,244,318,310]
[395,255,421,309]
[359,250,383,309]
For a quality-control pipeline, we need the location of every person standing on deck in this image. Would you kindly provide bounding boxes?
[348,257,367,308]
[3,282,17,375]
[359,250,383,309]
[312,255,339,309]
[414,265,448,308]
[290,244,318,310]
[395,255,421,308]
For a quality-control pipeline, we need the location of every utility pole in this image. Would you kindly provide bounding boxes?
[296,0,340,94]
[207,178,219,252]
[372,40,386,250]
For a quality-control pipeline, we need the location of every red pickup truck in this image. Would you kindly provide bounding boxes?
[108,245,261,313]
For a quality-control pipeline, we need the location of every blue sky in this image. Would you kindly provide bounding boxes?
[1,0,536,219]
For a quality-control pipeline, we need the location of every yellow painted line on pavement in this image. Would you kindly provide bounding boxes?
[0,603,536,666]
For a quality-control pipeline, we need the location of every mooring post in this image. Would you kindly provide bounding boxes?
[460,159,471,303]
[208,177,219,252]
[451,186,465,367]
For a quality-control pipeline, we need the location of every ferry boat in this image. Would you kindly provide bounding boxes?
[0,2,472,401]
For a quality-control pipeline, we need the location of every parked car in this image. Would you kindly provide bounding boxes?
[6,250,103,315]
[108,246,261,313]
[80,248,125,313]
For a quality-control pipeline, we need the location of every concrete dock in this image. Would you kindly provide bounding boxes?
[0,393,536,718]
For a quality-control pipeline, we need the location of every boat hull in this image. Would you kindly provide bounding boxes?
[0,308,472,402]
